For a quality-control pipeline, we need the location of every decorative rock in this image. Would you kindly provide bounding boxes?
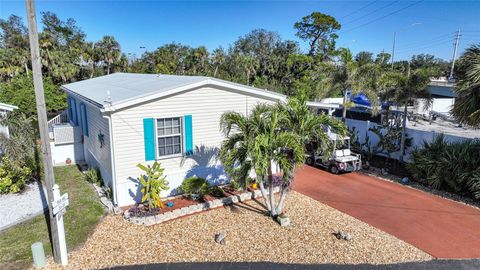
[381,168,389,175]
[334,231,352,241]
[214,232,226,245]
[166,201,174,207]
[401,177,410,185]
[277,215,291,227]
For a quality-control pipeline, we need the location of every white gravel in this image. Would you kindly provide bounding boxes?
[0,181,48,231]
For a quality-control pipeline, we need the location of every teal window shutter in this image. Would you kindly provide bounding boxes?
[71,98,78,125]
[67,97,72,121]
[143,118,156,161]
[80,103,89,136]
[184,115,193,155]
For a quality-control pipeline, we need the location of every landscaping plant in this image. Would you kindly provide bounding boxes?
[85,167,102,185]
[408,135,480,200]
[178,176,209,200]
[137,161,169,209]
[220,95,347,217]
[0,156,32,193]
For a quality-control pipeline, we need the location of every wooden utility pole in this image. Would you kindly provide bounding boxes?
[391,31,396,70]
[449,29,461,81]
[25,0,61,263]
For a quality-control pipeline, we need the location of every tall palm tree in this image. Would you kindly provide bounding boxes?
[391,68,433,161]
[95,35,120,75]
[324,47,379,121]
[451,44,480,127]
[211,47,225,77]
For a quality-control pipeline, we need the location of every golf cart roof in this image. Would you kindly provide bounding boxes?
[328,132,350,141]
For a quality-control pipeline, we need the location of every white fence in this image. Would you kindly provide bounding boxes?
[346,119,469,161]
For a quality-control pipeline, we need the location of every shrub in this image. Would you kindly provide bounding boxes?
[85,167,102,185]
[209,186,225,198]
[137,161,169,209]
[178,176,209,200]
[408,135,480,200]
[0,156,32,194]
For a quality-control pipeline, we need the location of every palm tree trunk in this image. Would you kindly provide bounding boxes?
[399,103,408,162]
[258,177,271,211]
[268,177,276,216]
[214,66,218,77]
[342,90,348,122]
[274,186,289,215]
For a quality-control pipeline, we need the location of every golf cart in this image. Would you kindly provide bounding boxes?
[305,132,362,174]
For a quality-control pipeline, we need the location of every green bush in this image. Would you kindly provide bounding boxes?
[178,176,209,200]
[0,156,32,194]
[85,167,102,185]
[408,135,480,200]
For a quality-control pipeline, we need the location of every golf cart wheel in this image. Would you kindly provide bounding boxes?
[306,157,314,166]
[329,165,339,174]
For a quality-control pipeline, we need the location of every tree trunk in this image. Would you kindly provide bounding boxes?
[268,174,277,216]
[399,103,408,162]
[213,66,218,77]
[258,176,271,212]
[90,61,95,78]
[274,186,289,215]
[342,90,348,122]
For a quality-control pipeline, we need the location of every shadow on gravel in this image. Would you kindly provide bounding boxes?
[104,259,480,270]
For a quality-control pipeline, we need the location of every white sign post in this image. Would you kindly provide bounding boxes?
[52,184,68,266]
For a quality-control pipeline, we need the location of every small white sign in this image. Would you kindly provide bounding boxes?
[52,193,69,216]
[52,193,69,209]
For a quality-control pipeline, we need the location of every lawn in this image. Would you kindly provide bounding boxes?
[0,165,106,270]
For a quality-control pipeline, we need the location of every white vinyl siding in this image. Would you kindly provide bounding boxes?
[111,86,277,207]
[79,99,113,187]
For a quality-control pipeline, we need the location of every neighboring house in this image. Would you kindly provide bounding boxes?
[415,80,457,117]
[0,102,18,138]
[56,73,295,207]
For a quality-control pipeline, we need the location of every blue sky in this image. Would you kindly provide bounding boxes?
[1,0,479,61]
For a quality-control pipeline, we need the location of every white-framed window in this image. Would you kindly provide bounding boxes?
[156,117,183,157]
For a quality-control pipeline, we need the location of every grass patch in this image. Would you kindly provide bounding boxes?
[0,165,106,269]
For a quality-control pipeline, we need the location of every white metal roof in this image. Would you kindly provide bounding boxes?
[0,102,18,112]
[61,73,286,112]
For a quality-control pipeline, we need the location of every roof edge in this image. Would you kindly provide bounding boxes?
[100,79,286,112]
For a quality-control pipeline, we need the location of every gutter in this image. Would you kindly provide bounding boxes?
[102,113,119,206]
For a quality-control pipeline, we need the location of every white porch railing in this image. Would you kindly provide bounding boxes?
[48,110,69,130]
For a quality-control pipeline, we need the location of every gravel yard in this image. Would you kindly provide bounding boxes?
[0,181,47,231]
[44,191,431,269]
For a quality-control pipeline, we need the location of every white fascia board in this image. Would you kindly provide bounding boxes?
[101,79,286,113]
[61,86,105,108]
[0,102,18,111]
[306,101,341,109]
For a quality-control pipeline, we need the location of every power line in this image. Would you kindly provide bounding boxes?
[396,39,454,53]
[342,0,425,33]
[339,1,379,19]
[395,34,455,50]
[342,1,400,26]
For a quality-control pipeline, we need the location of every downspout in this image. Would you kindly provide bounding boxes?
[102,114,118,206]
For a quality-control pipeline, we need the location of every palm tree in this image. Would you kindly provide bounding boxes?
[324,48,379,121]
[390,68,432,162]
[95,35,120,75]
[451,44,480,127]
[211,47,226,77]
[220,104,304,217]
[220,97,348,217]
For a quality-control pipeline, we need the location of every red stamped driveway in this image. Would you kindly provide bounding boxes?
[293,165,480,259]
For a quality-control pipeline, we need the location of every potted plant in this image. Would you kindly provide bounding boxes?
[66,157,72,165]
